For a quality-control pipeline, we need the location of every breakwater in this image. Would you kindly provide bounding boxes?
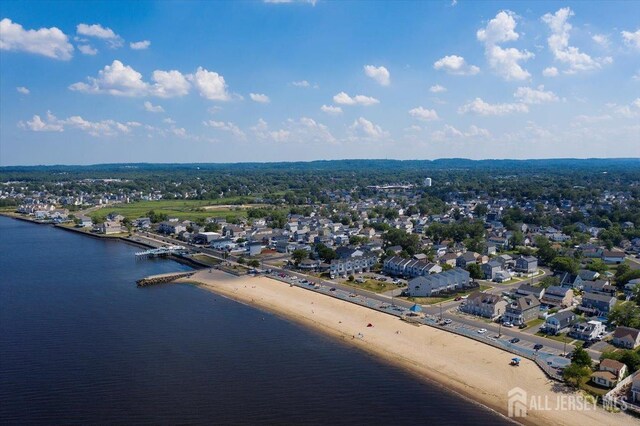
[136,271,195,287]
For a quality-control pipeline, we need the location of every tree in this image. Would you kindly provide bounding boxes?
[563,363,591,388]
[571,347,593,368]
[608,302,640,328]
[315,243,337,263]
[237,256,246,265]
[511,230,524,250]
[586,259,608,274]
[474,203,488,217]
[247,259,260,268]
[551,257,579,275]
[616,263,631,279]
[467,263,483,280]
[535,237,557,265]
[539,276,560,289]
[348,275,354,282]
[291,249,308,265]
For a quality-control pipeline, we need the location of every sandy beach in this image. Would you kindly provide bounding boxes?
[179,269,635,426]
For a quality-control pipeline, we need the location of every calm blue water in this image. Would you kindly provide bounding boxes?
[0,216,511,425]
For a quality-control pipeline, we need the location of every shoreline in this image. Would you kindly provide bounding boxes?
[179,269,635,426]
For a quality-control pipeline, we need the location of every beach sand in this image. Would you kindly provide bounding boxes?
[179,270,635,426]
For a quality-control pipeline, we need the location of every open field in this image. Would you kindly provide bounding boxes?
[89,199,253,222]
[343,279,400,294]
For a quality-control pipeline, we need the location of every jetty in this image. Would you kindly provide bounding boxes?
[136,271,195,287]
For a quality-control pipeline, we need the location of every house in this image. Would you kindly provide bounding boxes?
[540,286,573,307]
[158,221,187,235]
[556,272,583,289]
[514,256,538,274]
[543,311,577,335]
[98,220,122,235]
[298,258,321,270]
[516,284,545,299]
[494,270,512,283]
[601,250,625,264]
[612,326,640,349]
[456,252,480,268]
[570,320,605,341]
[578,293,617,316]
[481,260,502,280]
[632,371,640,403]
[406,268,470,297]
[583,280,617,296]
[460,292,508,319]
[578,269,600,282]
[330,254,376,278]
[76,215,93,228]
[502,296,540,326]
[495,254,514,268]
[439,252,458,267]
[591,359,627,388]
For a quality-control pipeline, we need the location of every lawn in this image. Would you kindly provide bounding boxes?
[89,199,251,222]
[535,331,573,344]
[521,317,545,330]
[403,285,492,305]
[344,279,399,294]
[191,254,222,266]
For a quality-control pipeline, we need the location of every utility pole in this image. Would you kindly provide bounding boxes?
[439,302,443,322]
[498,309,502,337]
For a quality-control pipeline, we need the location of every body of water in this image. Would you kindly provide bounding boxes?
[0,216,511,425]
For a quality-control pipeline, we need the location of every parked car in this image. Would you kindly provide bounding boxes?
[533,344,543,351]
[510,337,520,344]
[477,328,487,334]
[443,319,452,325]
[329,287,336,292]
[454,296,462,301]
[518,323,527,329]
[503,322,513,328]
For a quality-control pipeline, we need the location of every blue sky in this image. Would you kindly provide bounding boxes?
[1,0,639,165]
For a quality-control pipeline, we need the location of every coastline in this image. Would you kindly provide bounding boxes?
[179,269,635,426]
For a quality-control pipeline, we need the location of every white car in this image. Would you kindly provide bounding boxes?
[477,328,487,334]
[503,322,513,328]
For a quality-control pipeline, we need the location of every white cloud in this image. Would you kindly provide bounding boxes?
[188,67,230,101]
[19,110,137,136]
[477,11,533,81]
[622,29,640,49]
[130,40,150,50]
[0,18,74,60]
[264,0,317,5]
[513,85,559,104]
[16,86,30,95]
[19,111,64,132]
[615,98,640,118]
[204,120,246,139]
[431,124,490,141]
[408,106,440,121]
[592,34,609,47]
[429,84,447,93]
[249,93,270,103]
[76,23,123,48]
[144,101,164,113]
[163,117,176,124]
[321,104,342,115]
[542,8,610,73]
[542,66,559,77]
[78,44,97,55]
[150,69,190,98]
[70,60,191,98]
[292,80,318,88]
[633,70,640,81]
[251,117,334,144]
[349,117,388,139]
[333,91,379,106]
[363,65,390,86]
[458,98,528,115]
[433,55,480,75]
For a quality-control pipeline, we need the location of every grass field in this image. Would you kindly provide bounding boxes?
[89,200,252,222]
[343,279,399,294]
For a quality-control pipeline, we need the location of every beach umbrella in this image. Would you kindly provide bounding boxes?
[409,304,422,313]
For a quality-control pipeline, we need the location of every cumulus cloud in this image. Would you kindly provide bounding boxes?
[592,34,609,47]
[431,124,490,141]
[0,18,74,60]
[251,117,333,144]
[78,44,97,55]
[363,65,390,86]
[291,80,318,88]
[476,11,533,81]
[320,104,342,115]
[513,85,559,104]
[615,98,640,118]
[70,60,191,98]
[429,84,447,93]
[458,98,528,115]
[19,110,139,136]
[542,66,559,77]
[408,106,440,121]
[130,40,150,50]
[16,86,30,95]
[433,55,480,75]
[542,8,611,73]
[76,23,123,48]
[333,91,379,106]
[349,117,388,139]
[188,67,230,101]
[144,101,164,113]
[622,29,640,49]
[264,0,317,5]
[249,93,270,103]
[204,120,246,139]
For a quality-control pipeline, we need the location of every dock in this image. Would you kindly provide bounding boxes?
[136,271,195,287]
[135,245,187,258]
